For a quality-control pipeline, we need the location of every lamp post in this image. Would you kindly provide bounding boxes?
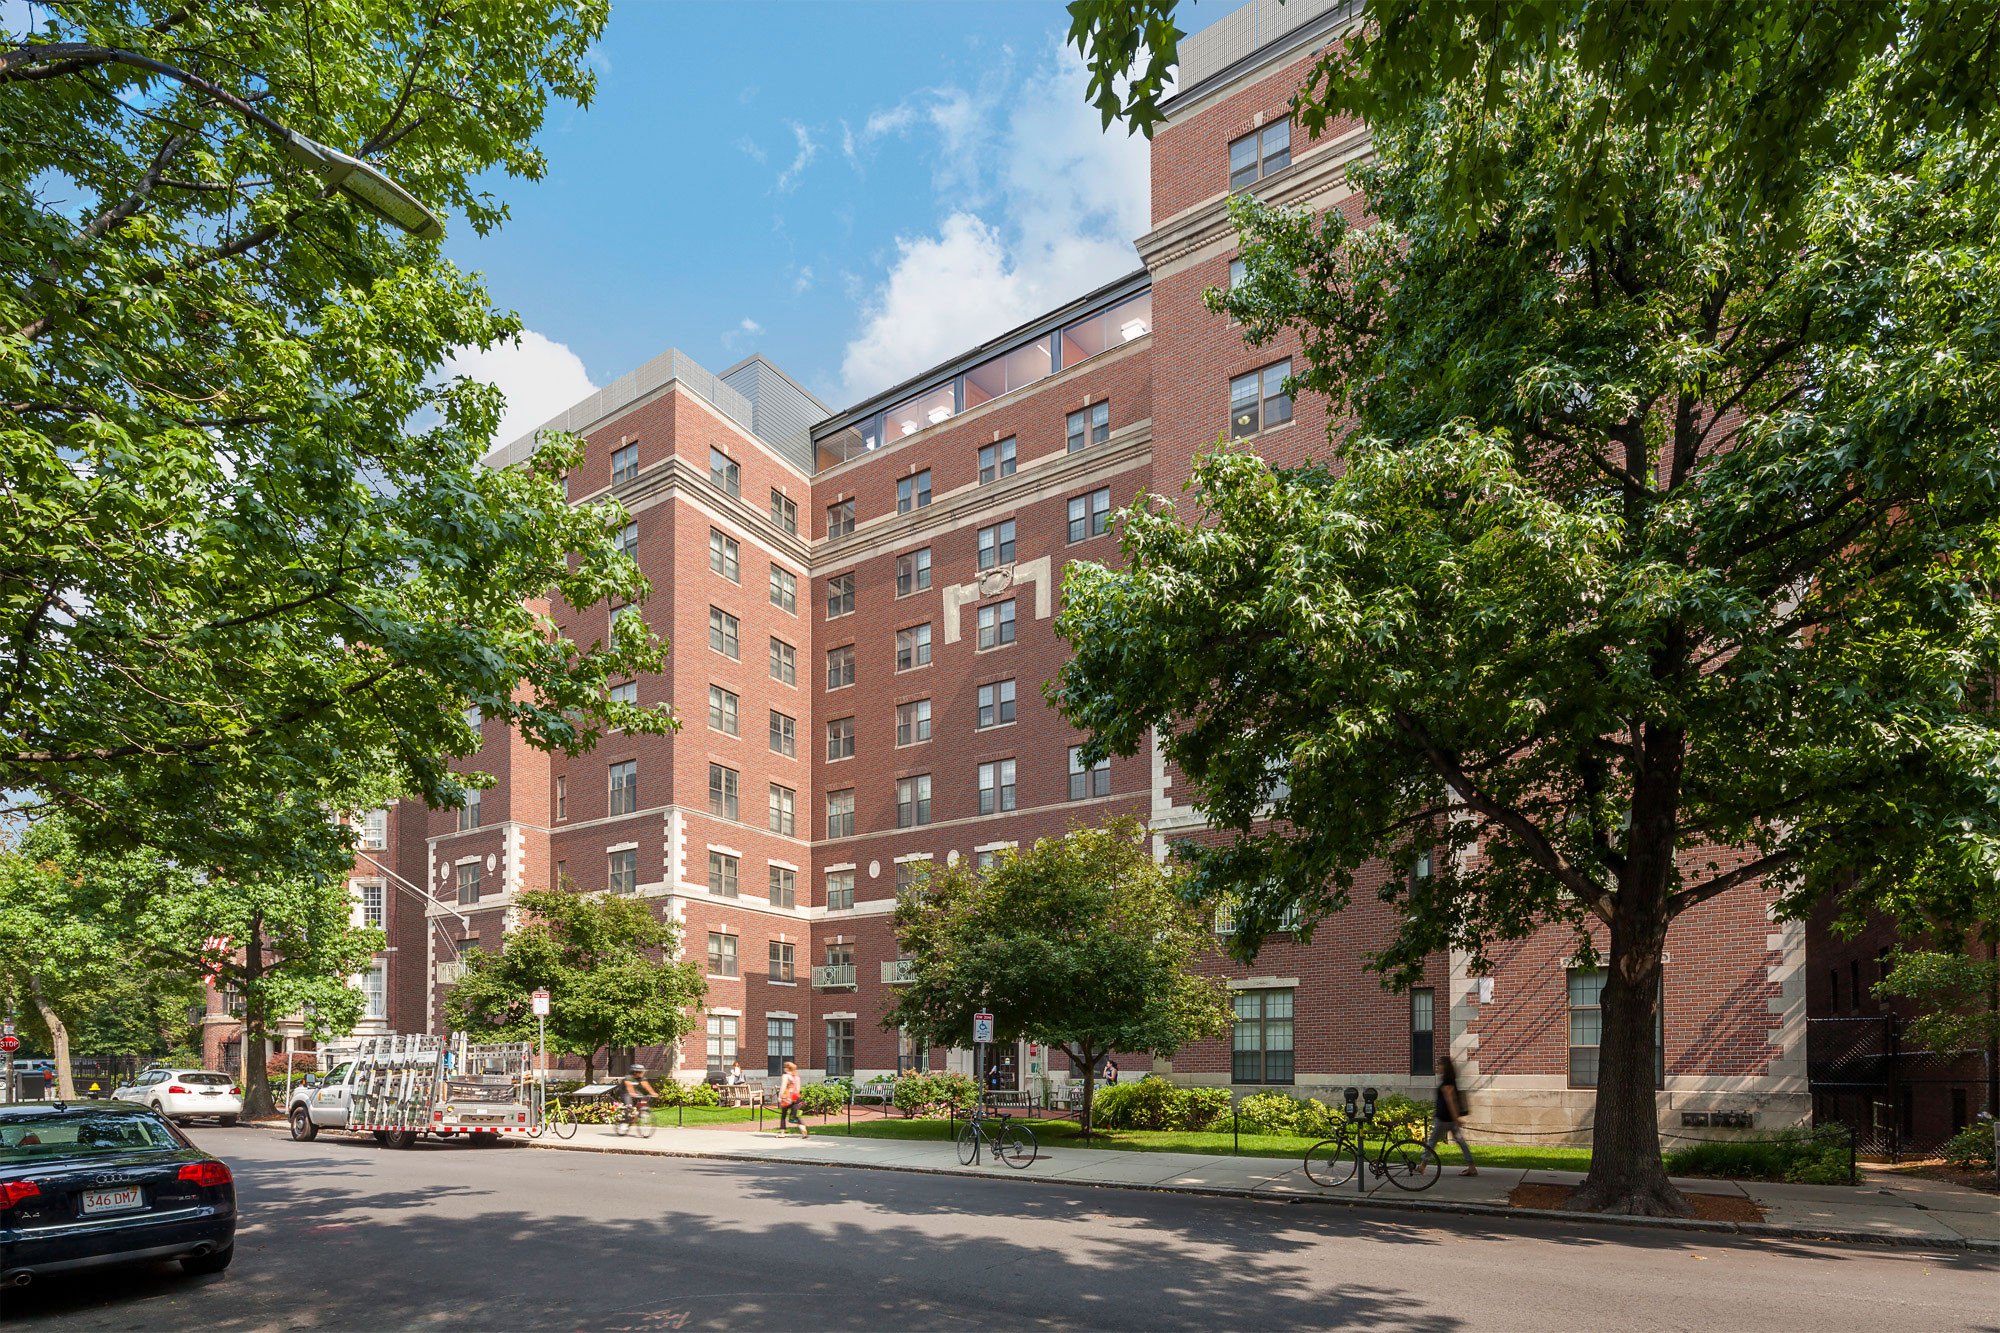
[0,43,444,240]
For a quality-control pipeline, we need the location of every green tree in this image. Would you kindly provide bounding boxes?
[1,1,670,871]
[1878,941,2000,1117]
[443,886,707,1084]
[886,819,1232,1133]
[1054,32,2000,1211]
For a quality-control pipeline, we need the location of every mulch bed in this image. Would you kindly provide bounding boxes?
[1870,1162,2000,1196]
[1509,1182,1765,1224]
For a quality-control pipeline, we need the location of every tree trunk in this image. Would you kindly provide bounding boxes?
[1066,1045,1100,1141]
[28,974,76,1099]
[239,915,276,1119]
[1570,893,1685,1215]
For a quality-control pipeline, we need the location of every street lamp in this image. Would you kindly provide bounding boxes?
[1,42,444,240]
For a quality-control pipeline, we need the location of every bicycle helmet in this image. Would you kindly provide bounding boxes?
[628,1065,645,1077]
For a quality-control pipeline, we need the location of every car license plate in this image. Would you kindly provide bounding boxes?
[82,1186,145,1215]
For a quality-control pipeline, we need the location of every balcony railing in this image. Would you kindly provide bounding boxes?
[880,959,916,985]
[812,964,856,990]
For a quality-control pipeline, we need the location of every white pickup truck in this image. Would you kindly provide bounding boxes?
[287,1034,540,1147]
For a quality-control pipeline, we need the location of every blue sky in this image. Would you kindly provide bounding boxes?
[442,0,1160,442]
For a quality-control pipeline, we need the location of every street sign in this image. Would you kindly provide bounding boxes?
[972,1013,994,1045]
[531,989,551,1016]
[0,1035,18,1053]
[1,1021,13,1036]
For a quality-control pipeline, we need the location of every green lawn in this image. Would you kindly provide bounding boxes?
[641,1106,761,1127]
[804,1115,1596,1172]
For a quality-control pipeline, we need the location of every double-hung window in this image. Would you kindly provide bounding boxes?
[768,783,796,836]
[770,489,797,534]
[709,528,740,581]
[708,763,739,819]
[827,498,856,538]
[895,699,931,746]
[826,716,855,760]
[708,607,740,658]
[978,437,1016,483]
[826,790,854,839]
[707,932,738,977]
[825,869,855,910]
[608,759,638,814]
[708,851,739,898]
[1228,119,1290,190]
[769,564,796,612]
[360,809,388,850]
[896,623,932,671]
[1066,402,1110,452]
[1230,359,1294,438]
[895,548,932,596]
[707,685,739,736]
[897,470,932,513]
[896,774,932,827]
[360,882,385,930]
[456,861,482,905]
[977,520,1015,570]
[977,680,1015,728]
[769,637,796,685]
[607,849,638,895]
[826,1018,855,1077]
[1410,988,1436,1077]
[707,1014,738,1078]
[978,759,1016,814]
[767,1018,795,1076]
[458,788,481,831]
[977,600,1016,649]
[1567,969,1666,1088]
[769,710,796,757]
[1068,487,1111,542]
[709,446,740,498]
[826,572,855,618]
[1232,989,1294,1083]
[611,443,639,485]
[618,521,639,561]
[768,865,796,908]
[769,940,796,983]
[826,644,855,689]
[1069,746,1110,799]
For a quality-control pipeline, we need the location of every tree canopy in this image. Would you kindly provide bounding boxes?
[1057,9,2000,1214]
[443,886,707,1084]
[1,1,670,873]
[886,819,1232,1128]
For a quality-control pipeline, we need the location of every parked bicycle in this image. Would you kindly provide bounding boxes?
[956,1102,1036,1168]
[1302,1086,1439,1191]
[613,1096,655,1139]
[531,1089,580,1141]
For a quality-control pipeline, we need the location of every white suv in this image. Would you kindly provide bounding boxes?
[114,1068,242,1125]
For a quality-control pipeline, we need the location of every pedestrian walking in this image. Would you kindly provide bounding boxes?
[776,1061,806,1138]
[1426,1054,1477,1176]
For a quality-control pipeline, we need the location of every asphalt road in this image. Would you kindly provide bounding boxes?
[5,1125,1993,1331]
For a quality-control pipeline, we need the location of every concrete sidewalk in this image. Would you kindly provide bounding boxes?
[521,1121,2000,1251]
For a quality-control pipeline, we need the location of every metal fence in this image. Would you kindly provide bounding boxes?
[1807,1015,1993,1160]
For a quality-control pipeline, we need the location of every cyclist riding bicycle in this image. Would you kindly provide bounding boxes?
[620,1065,657,1115]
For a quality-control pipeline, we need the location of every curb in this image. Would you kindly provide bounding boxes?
[516,1137,2000,1255]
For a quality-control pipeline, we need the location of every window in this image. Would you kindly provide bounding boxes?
[1231,359,1294,439]
[1410,988,1436,1077]
[363,962,388,1020]
[360,882,384,930]
[895,699,932,746]
[708,606,740,658]
[977,600,1016,649]
[826,572,855,618]
[707,932,738,977]
[825,869,855,910]
[979,437,1017,483]
[608,680,638,709]
[769,637,796,685]
[895,860,922,893]
[769,710,796,757]
[1228,256,1247,289]
[359,809,388,850]
[607,848,638,895]
[1069,746,1111,799]
[896,623,932,671]
[465,702,484,729]
[554,860,566,887]
[897,774,932,828]
[767,1018,795,1077]
[611,443,639,484]
[706,1014,738,1078]
[898,1025,929,1074]
[1232,989,1294,1083]
[768,865,796,908]
[826,1018,855,1077]
[708,763,739,820]
[707,685,740,736]
[826,790,854,839]
[978,759,1016,814]
[618,521,639,561]
[895,548,932,596]
[974,849,1000,871]
[769,564,797,613]
[608,759,638,814]
[458,790,481,831]
[769,940,796,983]
[897,470,932,513]
[709,446,740,498]
[1068,487,1111,542]
[555,775,567,820]
[977,520,1015,570]
[826,716,855,760]
[708,851,739,898]
[1829,968,1841,1014]
[709,528,740,581]
[1229,119,1291,190]
[771,489,797,534]
[977,680,1015,729]
[1567,969,1665,1088]
[826,644,855,689]
[1067,402,1110,453]
[769,783,796,836]
[827,498,855,538]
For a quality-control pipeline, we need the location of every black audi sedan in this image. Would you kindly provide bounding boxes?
[1,1100,236,1290]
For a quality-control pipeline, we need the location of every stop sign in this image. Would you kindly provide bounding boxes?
[0,1034,19,1052]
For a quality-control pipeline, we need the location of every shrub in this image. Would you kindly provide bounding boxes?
[266,1051,319,1078]
[652,1081,719,1108]
[1089,1077,1229,1131]
[892,1071,978,1116]
[568,1099,623,1124]
[1664,1124,1853,1184]
[1941,1122,1997,1171]
[798,1079,850,1115]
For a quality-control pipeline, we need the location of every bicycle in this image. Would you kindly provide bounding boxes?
[1303,1123,1439,1191]
[955,1102,1036,1168]
[533,1090,580,1140]
[613,1096,655,1138]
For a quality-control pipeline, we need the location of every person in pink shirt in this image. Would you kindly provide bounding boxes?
[776,1062,806,1138]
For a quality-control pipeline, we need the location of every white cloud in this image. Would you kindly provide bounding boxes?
[775,121,819,193]
[838,40,1150,400]
[793,265,815,294]
[734,135,767,165]
[444,329,598,447]
[740,318,763,335]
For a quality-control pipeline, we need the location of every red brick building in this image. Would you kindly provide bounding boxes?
[364,0,1807,1135]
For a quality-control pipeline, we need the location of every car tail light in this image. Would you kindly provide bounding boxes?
[178,1161,233,1188]
[168,1085,190,1094]
[0,1181,41,1208]
[231,1086,242,1096]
